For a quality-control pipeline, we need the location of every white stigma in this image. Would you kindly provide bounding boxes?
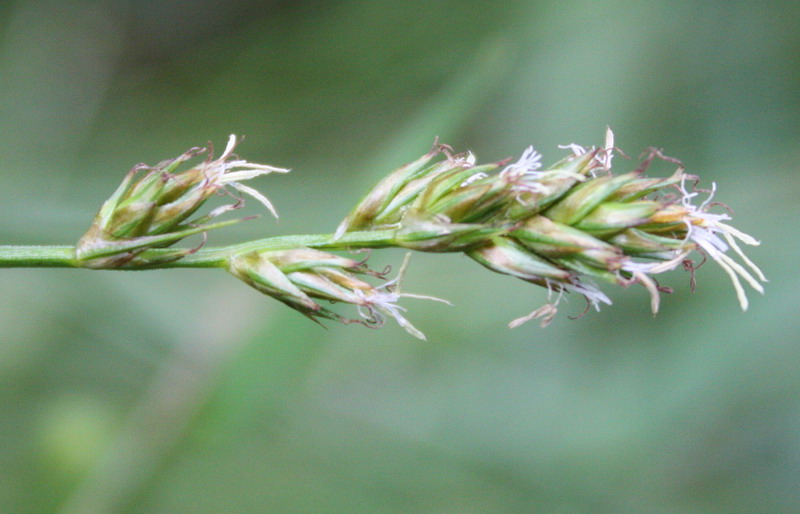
[678,176,766,310]
[209,135,290,218]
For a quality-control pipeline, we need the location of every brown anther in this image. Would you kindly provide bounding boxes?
[568,296,592,320]
[706,201,734,216]
[614,146,631,160]
[689,178,715,196]
[682,254,708,292]
[652,276,673,294]
[636,147,684,175]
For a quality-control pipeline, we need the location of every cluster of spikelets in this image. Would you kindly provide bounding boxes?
[333,129,766,330]
[228,249,447,340]
[76,132,765,339]
[76,136,288,268]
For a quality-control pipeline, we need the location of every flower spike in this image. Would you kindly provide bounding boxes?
[75,135,288,268]
[56,130,764,337]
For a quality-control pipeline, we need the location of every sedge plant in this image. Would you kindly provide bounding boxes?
[0,131,766,339]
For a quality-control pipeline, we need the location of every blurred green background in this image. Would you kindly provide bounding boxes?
[1,1,798,512]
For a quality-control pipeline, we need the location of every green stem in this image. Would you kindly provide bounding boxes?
[0,229,398,269]
[0,246,79,268]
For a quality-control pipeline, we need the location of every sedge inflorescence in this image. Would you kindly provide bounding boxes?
[76,135,288,268]
[76,132,765,339]
[335,128,765,331]
[228,250,450,340]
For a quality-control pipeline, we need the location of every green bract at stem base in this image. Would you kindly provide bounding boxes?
[0,230,399,269]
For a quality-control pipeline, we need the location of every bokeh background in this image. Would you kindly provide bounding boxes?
[1,1,798,512]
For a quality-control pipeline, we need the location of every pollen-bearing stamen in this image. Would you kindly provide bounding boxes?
[509,282,562,329]
[559,128,619,176]
[509,275,614,329]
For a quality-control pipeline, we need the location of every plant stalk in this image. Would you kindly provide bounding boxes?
[0,229,399,269]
